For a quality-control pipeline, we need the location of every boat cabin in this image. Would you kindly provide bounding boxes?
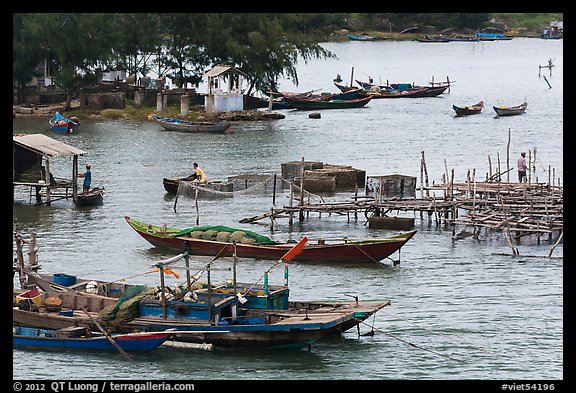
[203,64,248,113]
[13,134,86,205]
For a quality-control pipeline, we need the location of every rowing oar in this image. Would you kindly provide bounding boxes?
[81,307,133,361]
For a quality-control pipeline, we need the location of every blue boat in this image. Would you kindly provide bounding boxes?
[17,246,392,350]
[348,34,382,41]
[13,325,170,352]
[49,112,79,134]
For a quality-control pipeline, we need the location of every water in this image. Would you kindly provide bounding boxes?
[12,38,563,382]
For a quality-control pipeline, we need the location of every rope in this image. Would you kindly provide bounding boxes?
[355,319,466,363]
[376,311,489,353]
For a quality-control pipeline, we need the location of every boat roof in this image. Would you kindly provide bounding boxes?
[13,134,86,157]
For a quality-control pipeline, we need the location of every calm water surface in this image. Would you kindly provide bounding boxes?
[12,38,562,382]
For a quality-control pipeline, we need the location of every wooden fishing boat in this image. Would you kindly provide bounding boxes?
[283,95,373,110]
[348,34,382,41]
[453,101,484,116]
[162,177,233,194]
[73,187,104,206]
[14,248,392,350]
[124,216,416,264]
[355,80,450,98]
[417,35,451,43]
[49,112,79,134]
[13,325,170,352]
[493,102,527,117]
[150,114,231,133]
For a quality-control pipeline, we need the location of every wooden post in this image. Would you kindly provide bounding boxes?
[506,128,511,183]
[73,155,78,199]
[350,66,354,87]
[288,179,294,226]
[299,157,305,222]
[272,174,277,205]
[158,265,167,319]
[184,252,191,289]
[421,151,430,197]
[488,154,492,180]
[195,188,199,225]
[45,158,51,205]
[528,150,532,185]
[497,152,501,181]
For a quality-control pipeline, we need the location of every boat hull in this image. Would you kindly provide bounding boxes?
[493,103,527,116]
[74,187,104,206]
[152,115,231,133]
[284,96,373,110]
[13,326,169,352]
[125,216,416,263]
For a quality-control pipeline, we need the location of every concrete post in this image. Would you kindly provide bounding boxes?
[156,93,163,111]
[180,95,189,116]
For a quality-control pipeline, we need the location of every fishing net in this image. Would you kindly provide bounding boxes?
[97,285,154,323]
[171,225,277,245]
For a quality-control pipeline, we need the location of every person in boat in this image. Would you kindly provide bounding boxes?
[77,164,92,193]
[517,152,527,183]
[193,162,208,183]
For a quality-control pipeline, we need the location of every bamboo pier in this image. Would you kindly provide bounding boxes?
[240,147,563,248]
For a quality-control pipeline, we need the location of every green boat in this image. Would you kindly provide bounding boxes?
[283,95,373,110]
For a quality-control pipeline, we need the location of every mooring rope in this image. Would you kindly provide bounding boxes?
[355,319,466,363]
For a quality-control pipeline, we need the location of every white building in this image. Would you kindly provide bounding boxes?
[203,65,248,113]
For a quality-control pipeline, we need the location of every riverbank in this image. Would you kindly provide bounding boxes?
[13,100,285,123]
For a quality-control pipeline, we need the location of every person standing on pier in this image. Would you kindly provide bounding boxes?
[517,152,527,183]
[78,164,92,193]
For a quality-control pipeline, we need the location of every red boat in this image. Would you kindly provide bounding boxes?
[125,216,416,264]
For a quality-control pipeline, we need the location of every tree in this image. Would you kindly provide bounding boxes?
[157,14,210,90]
[23,13,116,109]
[201,13,336,95]
[13,14,44,104]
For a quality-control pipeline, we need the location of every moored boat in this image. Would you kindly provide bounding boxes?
[150,114,231,133]
[282,95,373,110]
[453,101,484,116]
[13,325,170,352]
[13,242,392,350]
[73,187,104,206]
[49,112,79,134]
[493,102,527,117]
[124,216,416,264]
[162,177,234,194]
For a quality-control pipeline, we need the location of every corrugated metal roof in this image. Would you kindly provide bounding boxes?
[203,65,247,78]
[13,134,86,157]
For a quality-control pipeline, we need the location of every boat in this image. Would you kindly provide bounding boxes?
[13,245,392,350]
[493,102,527,117]
[417,35,451,43]
[282,95,373,110]
[20,269,391,342]
[49,112,79,134]
[355,80,450,98]
[539,35,561,40]
[475,32,513,41]
[73,187,104,206]
[453,101,484,116]
[162,177,233,194]
[150,114,232,133]
[13,325,171,352]
[348,34,382,41]
[124,216,416,264]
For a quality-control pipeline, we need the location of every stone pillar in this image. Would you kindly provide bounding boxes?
[156,93,163,111]
[180,95,189,116]
[134,90,143,108]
